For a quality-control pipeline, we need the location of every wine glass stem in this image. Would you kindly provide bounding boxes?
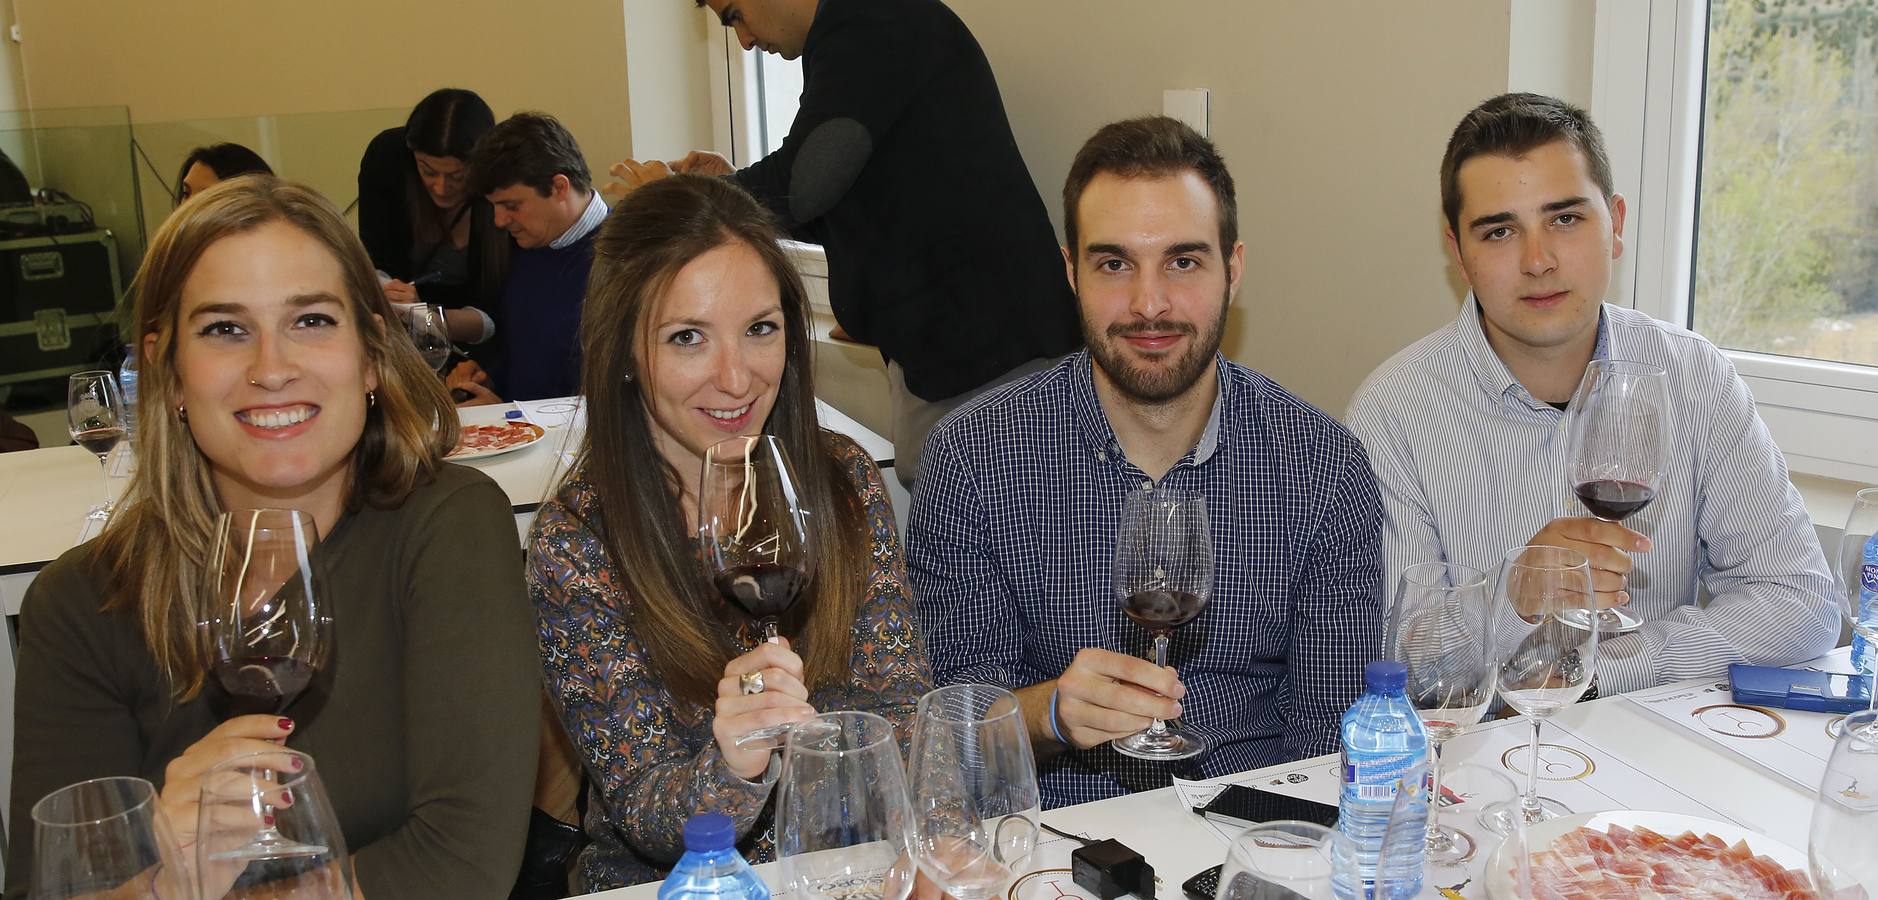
[762,619,781,645]
[1147,631,1171,737]
[1521,719,1543,818]
[1427,740,1446,847]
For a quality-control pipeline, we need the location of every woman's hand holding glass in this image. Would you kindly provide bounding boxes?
[154,715,297,887]
[714,639,816,780]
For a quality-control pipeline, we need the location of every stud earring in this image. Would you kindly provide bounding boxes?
[367,390,377,408]
[176,405,188,423]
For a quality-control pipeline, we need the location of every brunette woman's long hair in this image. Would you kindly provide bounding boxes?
[94,174,458,699]
[402,88,507,304]
[571,175,867,707]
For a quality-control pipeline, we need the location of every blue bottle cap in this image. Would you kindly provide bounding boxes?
[1365,660,1407,693]
[683,813,736,852]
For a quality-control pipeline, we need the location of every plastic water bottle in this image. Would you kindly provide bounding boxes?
[1853,534,1878,677]
[1334,660,1428,900]
[658,814,769,900]
[117,344,138,441]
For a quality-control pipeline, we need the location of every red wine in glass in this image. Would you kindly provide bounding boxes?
[210,655,315,718]
[72,426,125,457]
[713,561,808,622]
[1573,479,1656,522]
[1121,589,1206,630]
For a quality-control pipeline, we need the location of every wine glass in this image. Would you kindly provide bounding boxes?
[1111,487,1214,761]
[31,776,191,899]
[1835,487,1878,703]
[1388,561,1495,865]
[778,711,917,900]
[1561,359,1668,634]
[908,684,1041,900]
[205,508,333,859]
[700,434,815,645]
[197,748,354,899]
[1810,708,1878,895]
[1219,821,1358,900]
[67,371,126,522]
[407,303,452,374]
[1481,545,1597,836]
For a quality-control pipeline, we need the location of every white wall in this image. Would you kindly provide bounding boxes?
[623,0,716,162]
[946,0,1517,416]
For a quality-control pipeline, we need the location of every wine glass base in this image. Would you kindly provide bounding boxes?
[1425,824,1477,866]
[1111,728,1206,761]
[207,834,330,862]
[1554,605,1643,634]
[1478,796,1573,836]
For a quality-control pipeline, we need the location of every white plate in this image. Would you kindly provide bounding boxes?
[1483,810,1807,899]
[445,421,545,461]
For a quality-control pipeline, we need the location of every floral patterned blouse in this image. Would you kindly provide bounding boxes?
[527,432,932,891]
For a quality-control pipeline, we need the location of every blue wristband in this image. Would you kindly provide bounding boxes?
[1047,687,1069,746]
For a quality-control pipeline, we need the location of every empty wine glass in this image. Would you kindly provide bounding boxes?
[205,508,333,859]
[31,776,191,899]
[778,711,917,900]
[1835,487,1878,704]
[197,748,353,899]
[1388,561,1495,865]
[1561,359,1667,634]
[1810,708,1878,895]
[1481,545,1597,836]
[909,684,1040,900]
[1219,821,1358,900]
[700,434,815,645]
[407,304,452,374]
[1112,487,1214,761]
[67,370,126,522]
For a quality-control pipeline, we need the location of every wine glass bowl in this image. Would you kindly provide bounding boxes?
[1111,487,1214,761]
[908,684,1041,900]
[700,434,815,644]
[1220,820,1357,900]
[1810,708,1878,895]
[1388,561,1495,865]
[67,370,127,523]
[31,776,190,899]
[1562,359,1668,634]
[1482,545,1597,837]
[778,712,917,900]
[407,304,452,374]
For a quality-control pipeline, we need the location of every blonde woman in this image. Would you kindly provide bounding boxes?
[6,175,538,898]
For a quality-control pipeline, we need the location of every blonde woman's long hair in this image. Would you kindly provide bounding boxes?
[93,174,458,699]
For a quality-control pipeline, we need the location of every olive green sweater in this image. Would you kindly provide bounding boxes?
[6,464,539,899]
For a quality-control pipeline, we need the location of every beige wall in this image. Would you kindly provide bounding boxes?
[623,0,716,161]
[13,0,634,190]
[947,0,1514,416]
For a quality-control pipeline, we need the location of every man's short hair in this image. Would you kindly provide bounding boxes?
[1062,116,1237,261]
[466,112,592,198]
[1440,92,1615,233]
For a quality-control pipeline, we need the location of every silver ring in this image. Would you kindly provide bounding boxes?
[739,671,765,695]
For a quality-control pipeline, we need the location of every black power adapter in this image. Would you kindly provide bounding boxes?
[1071,837,1156,900]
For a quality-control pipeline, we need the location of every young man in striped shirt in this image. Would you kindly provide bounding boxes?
[1346,93,1837,695]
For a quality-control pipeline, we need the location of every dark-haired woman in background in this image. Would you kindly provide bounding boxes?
[357,88,508,346]
[527,174,930,890]
[174,142,272,205]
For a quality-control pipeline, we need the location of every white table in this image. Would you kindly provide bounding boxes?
[0,396,892,866]
[573,680,1819,900]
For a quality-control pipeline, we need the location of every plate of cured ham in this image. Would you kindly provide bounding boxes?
[446,420,545,461]
[1484,810,1818,899]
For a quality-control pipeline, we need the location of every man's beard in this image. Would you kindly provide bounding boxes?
[1083,292,1229,403]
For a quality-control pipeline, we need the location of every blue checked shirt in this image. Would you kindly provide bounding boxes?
[907,352,1385,808]
[1346,301,1839,695]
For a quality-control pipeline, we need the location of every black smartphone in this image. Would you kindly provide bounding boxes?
[1181,864,1222,900]
[1192,784,1339,830]
[1185,864,1309,900]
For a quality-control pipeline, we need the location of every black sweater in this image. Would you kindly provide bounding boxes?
[732,0,1081,402]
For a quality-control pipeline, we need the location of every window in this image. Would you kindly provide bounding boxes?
[1596,0,1878,482]
[704,22,802,167]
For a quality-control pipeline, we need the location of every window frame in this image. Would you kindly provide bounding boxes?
[1594,0,1878,483]
[703,18,800,168]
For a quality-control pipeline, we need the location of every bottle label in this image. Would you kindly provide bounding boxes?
[1341,750,1421,803]
[1862,562,1877,596]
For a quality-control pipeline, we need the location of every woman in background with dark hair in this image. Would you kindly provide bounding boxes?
[357,88,508,346]
[174,142,272,205]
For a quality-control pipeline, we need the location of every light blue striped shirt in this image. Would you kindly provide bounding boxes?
[1346,300,1838,694]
